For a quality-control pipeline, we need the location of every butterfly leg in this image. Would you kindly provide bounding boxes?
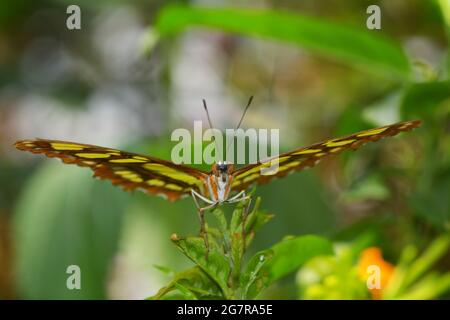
[226,190,245,202]
[191,189,217,260]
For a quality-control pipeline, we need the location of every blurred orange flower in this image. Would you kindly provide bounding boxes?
[358,247,395,299]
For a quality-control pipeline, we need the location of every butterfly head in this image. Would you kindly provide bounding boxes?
[212,161,234,182]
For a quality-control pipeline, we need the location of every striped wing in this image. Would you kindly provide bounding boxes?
[14,139,208,201]
[231,120,422,191]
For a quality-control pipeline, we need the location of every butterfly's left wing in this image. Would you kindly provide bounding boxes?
[231,120,422,192]
[14,139,208,201]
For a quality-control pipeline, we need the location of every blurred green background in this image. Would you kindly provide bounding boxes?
[0,0,449,299]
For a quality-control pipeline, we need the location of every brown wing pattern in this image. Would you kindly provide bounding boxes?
[14,139,208,201]
[231,120,422,191]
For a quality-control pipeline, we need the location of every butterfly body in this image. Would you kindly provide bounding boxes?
[204,162,234,203]
[191,162,247,218]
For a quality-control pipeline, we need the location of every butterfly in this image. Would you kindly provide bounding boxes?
[14,115,421,254]
[14,119,422,204]
[14,95,422,251]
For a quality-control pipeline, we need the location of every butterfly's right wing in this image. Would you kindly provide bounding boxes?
[231,120,422,192]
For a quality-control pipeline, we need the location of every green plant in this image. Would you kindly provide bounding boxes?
[151,195,333,300]
[296,236,450,300]
[383,235,450,300]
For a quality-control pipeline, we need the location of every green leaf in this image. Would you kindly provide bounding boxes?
[229,197,272,282]
[241,197,262,234]
[151,266,223,300]
[233,198,273,254]
[174,282,198,300]
[230,197,249,233]
[228,198,250,276]
[263,235,334,283]
[13,164,128,299]
[154,5,410,78]
[171,236,232,298]
[240,249,274,299]
[211,207,233,254]
[242,209,274,248]
[153,264,176,277]
[212,207,228,234]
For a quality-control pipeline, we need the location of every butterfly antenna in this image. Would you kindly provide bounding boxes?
[226,96,254,158]
[203,99,215,132]
[235,95,253,131]
[203,99,221,161]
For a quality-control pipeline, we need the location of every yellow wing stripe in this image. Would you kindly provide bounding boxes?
[315,152,326,157]
[330,147,342,153]
[293,148,321,155]
[76,153,111,159]
[109,158,147,163]
[142,163,201,185]
[52,143,85,150]
[234,156,291,179]
[243,173,260,183]
[165,184,183,191]
[325,139,356,147]
[356,127,387,137]
[147,179,165,187]
[283,160,301,169]
[143,163,165,170]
